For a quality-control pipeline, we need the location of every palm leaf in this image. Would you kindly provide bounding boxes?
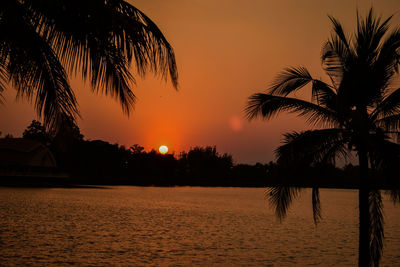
[368,139,400,189]
[312,187,322,224]
[355,8,392,62]
[371,88,400,121]
[269,67,312,96]
[328,15,351,50]
[352,10,394,107]
[321,18,353,85]
[245,93,338,126]
[0,60,7,105]
[87,40,136,114]
[387,189,400,204]
[321,39,346,80]
[372,28,400,97]
[375,27,400,73]
[311,79,337,110]
[369,190,384,267]
[275,129,348,166]
[267,187,301,221]
[375,114,400,132]
[0,0,78,129]
[22,0,178,115]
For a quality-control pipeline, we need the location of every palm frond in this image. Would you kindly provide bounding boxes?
[338,11,398,109]
[311,79,337,109]
[387,189,400,205]
[87,41,136,114]
[365,28,400,107]
[245,93,338,126]
[372,28,400,94]
[0,0,78,129]
[376,27,400,72]
[0,62,7,105]
[129,4,179,88]
[267,187,301,221]
[320,135,350,164]
[368,139,400,188]
[321,42,345,89]
[369,190,384,267]
[356,8,392,62]
[352,10,394,106]
[328,15,351,49]
[371,88,400,122]
[312,187,322,225]
[321,18,353,86]
[22,0,178,115]
[275,129,348,166]
[375,114,400,132]
[269,67,312,96]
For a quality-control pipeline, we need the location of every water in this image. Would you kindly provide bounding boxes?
[0,186,399,266]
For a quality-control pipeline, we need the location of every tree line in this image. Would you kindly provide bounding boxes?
[3,120,393,189]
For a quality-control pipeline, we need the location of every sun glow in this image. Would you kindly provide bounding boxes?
[158,145,168,154]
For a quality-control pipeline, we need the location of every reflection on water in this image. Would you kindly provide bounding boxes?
[0,186,399,266]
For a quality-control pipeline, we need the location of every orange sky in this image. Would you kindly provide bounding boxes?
[1,0,400,164]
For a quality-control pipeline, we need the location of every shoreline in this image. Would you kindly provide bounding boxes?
[1,179,399,190]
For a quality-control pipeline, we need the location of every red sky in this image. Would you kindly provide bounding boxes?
[1,0,400,164]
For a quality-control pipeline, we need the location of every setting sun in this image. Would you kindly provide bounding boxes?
[158,145,168,154]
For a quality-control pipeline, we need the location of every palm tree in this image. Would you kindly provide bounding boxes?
[0,0,178,130]
[246,9,400,267]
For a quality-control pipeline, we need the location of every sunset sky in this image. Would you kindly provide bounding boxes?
[1,0,400,164]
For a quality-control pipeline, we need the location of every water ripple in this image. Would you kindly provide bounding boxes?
[0,186,399,266]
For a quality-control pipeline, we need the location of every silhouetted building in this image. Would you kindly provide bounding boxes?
[0,138,59,178]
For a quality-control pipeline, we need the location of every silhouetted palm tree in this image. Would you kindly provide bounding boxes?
[0,0,178,129]
[246,9,400,267]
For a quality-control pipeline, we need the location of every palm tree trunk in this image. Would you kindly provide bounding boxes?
[358,145,370,267]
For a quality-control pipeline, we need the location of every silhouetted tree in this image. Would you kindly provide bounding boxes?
[51,117,84,169]
[0,0,178,130]
[246,9,400,266]
[180,146,233,185]
[22,120,52,145]
[4,133,14,139]
[230,163,270,187]
[69,140,127,183]
[130,144,145,154]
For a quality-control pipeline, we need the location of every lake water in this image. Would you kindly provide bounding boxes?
[0,186,399,266]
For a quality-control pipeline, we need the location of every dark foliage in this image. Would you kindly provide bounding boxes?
[22,120,52,145]
[0,0,178,130]
[10,120,399,189]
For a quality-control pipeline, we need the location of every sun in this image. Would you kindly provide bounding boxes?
[158,145,168,154]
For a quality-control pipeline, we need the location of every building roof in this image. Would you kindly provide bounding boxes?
[0,138,57,167]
